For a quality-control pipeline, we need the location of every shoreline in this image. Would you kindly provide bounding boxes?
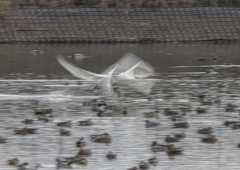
[0,6,240,43]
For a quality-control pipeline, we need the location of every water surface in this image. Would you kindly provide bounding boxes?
[1,43,240,170]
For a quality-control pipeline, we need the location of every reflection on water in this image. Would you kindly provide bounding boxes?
[1,44,240,169]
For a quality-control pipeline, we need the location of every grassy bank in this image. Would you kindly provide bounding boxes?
[1,0,240,10]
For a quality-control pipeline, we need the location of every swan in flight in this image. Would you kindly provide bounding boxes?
[57,53,156,93]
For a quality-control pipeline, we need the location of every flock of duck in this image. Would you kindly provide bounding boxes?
[5,104,116,170]
[3,90,240,170]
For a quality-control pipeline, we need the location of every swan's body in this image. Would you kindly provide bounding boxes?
[57,53,156,93]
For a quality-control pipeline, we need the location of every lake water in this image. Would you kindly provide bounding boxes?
[1,43,240,170]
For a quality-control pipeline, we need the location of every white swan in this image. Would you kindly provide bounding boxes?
[57,53,156,93]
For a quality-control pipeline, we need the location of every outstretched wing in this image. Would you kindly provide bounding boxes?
[57,56,105,81]
[101,53,154,76]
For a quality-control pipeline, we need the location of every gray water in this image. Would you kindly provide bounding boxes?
[1,43,240,170]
